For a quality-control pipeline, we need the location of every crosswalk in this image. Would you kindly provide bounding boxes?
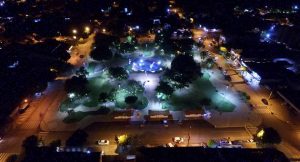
[17,120,40,130]
[0,153,18,162]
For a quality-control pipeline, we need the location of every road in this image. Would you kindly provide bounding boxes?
[0,32,97,155]
[0,120,252,155]
[0,81,66,153]
[192,28,300,159]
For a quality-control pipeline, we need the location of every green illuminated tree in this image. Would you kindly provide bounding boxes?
[156,81,174,96]
[108,67,129,80]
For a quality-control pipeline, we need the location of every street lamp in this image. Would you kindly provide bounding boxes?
[102,28,106,33]
[187,125,192,146]
[72,29,77,34]
[84,26,90,33]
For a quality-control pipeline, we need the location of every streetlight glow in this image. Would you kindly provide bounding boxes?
[84,26,90,33]
[72,29,77,34]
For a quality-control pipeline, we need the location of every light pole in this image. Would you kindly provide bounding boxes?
[187,125,191,146]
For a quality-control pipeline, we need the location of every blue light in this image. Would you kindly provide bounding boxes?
[34,19,41,23]
[0,1,5,7]
[266,33,270,38]
[270,25,275,31]
[140,59,144,63]
[86,150,91,154]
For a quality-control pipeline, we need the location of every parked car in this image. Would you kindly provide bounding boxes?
[18,100,30,113]
[97,139,109,145]
[173,137,184,143]
[166,143,174,147]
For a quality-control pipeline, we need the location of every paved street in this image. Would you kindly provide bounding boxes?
[0,121,252,155]
[192,29,300,158]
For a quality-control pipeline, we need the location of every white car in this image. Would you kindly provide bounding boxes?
[173,137,184,143]
[166,143,174,147]
[18,102,30,113]
[97,139,109,145]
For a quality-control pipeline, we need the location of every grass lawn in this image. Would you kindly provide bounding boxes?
[114,80,148,109]
[83,74,113,107]
[63,107,110,123]
[86,62,100,73]
[60,73,114,111]
[168,72,235,112]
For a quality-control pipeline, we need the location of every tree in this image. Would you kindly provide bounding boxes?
[171,55,200,78]
[109,67,129,80]
[127,80,145,94]
[90,45,113,61]
[259,127,281,144]
[64,76,88,96]
[99,92,109,103]
[156,81,174,96]
[205,57,215,68]
[200,98,211,106]
[125,96,138,105]
[207,139,217,148]
[75,67,89,78]
[200,51,208,60]
[174,39,194,54]
[119,42,135,53]
[66,129,88,147]
[165,55,201,88]
[49,139,61,149]
[22,135,38,153]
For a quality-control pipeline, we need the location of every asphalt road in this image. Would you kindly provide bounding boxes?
[193,31,300,158]
[0,120,251,154]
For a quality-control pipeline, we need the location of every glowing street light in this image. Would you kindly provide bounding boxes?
[129,27,133,32]
[190,18,194,23]
[72,29,77,34]
[84,26,90,33]
[68,93,76,99]
[257,129,264,138]
[73,36,77,39]
[102,28,106,33]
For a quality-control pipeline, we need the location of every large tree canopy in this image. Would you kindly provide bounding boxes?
[125,96,138,105]
[90,45,113,61]
[108,67,129,80]
[156,81,174,96]
[66,129,88,147]
[64,76,88,96]
[166,55,202,88]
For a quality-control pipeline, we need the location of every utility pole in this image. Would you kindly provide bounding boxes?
[187,125,191,146]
